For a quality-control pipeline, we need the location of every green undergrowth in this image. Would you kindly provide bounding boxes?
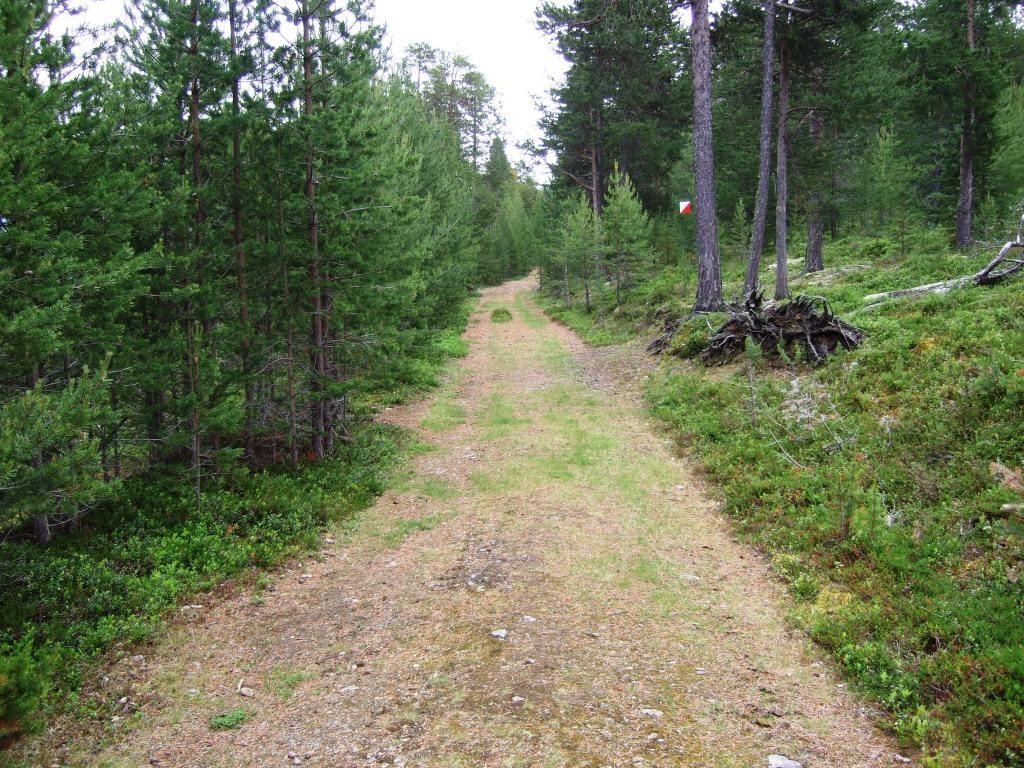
[0,306,475,747]
[209,707,250,730]
[542,229,1024,766]
[0,425,406,743]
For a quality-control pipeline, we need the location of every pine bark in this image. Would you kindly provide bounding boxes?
[589,106,604,215]
[691,0,723,312]
[774,35,791,300]
[188,0,203,510]
[955,0,976,249]
[744,0,775,297]
[302,0,326,460]
[28,365,50,544]
[805,66,825,274]
[229,0,254,462]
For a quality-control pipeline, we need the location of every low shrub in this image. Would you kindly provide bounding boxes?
[0,425,406,741]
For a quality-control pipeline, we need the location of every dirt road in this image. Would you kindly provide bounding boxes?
[33,277,902,767]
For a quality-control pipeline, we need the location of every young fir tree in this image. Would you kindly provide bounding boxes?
[552,194,600,311]
[0,2,136,539]
[989,83,1024,208]
[602,167,652,306]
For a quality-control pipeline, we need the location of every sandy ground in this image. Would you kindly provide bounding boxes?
[18,276,907,768]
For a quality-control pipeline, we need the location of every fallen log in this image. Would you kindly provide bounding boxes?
[862,212,1024,305]
[701,293,865,365]
[862,276,973,304]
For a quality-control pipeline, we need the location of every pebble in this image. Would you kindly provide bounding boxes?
[130,655,145,665]
[640,708,664,718]
[893,757,912,765]
[238,686,255,697]
[490,629,508,640]
[768,756,802,768]
[511,695,526,704]
[522,615,537,623]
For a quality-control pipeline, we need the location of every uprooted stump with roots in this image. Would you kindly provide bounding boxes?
[648,293,865,365]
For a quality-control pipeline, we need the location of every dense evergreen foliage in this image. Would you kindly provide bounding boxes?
[0,0,536,741]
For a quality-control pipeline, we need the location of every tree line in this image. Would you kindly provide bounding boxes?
[536,0,1024,309]
[0,0,538,542]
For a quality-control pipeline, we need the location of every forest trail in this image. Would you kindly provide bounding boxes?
[39,276,902,767]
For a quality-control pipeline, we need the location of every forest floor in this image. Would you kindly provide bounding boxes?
[23,276,908,768]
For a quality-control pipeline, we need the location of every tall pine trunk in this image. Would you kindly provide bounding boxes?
[276,167,299,469]
[691,0,723,312]
[188,0,203,510]
[805,66,825,274]
[28,365,50,544]
[229,0,254,462]
[774,35,791,300]
[302,0,326,460]
[589,106,604,215]
[744,0,775,297]
[955,0,976,249]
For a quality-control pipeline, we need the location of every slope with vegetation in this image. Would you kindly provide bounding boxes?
[534,1,1024,765]
[541,228,1024,766]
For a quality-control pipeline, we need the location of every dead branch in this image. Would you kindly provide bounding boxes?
[863,212,1024,305]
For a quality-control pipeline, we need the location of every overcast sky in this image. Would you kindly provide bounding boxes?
[62,0,570,173]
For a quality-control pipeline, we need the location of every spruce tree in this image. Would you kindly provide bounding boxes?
[602,168,652,306]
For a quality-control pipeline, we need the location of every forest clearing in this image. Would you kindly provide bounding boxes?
[3,0,1024,766]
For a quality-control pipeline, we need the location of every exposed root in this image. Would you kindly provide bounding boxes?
[701,293,865,365]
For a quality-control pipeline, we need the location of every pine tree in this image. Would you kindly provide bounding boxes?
[555,194,600,311]
[537,0,686,212]
[690,0,723,311]
[602,167,652,306]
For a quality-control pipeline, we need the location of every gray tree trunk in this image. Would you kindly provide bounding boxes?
[744,0,775,297]
[774,36,791,300]
[29,363,50,544]
[955,0,976,249]
[302,0,325,460]
[691,0,723,312]
[229,0,255,463]
[805,66,825,273]
[590,106,604,216]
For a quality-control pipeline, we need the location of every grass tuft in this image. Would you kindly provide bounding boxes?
[209,708,250,731]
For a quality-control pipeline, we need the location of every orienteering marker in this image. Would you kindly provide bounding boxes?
[679,200,693,215]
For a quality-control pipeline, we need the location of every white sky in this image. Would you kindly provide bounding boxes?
[62,0,570,174]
